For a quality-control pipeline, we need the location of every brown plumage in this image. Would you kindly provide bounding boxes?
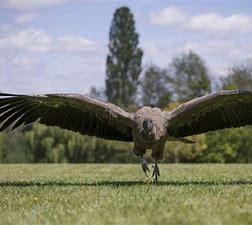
[1,90,252,182]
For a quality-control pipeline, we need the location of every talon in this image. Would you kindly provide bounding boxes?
[145,176,152,183]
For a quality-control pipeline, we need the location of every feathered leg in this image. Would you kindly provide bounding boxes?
[133,145,149,177]
[151,141,165,183]
[152,160,160,183]
[140,156,150,177]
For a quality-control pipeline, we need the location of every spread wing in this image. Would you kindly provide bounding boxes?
[0,93,134,141]
[167,90,252,137]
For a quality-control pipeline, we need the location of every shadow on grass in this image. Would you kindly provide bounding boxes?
[0,180,251,187]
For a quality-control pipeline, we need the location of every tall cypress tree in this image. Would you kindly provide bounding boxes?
[105,6,143,108]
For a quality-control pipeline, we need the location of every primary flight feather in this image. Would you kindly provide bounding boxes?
[1,90,252,182]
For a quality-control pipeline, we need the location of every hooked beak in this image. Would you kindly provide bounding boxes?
[143,120,154,136]
[147,122,154,132]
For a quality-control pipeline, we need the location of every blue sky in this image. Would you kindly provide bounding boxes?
[0,0,252,94]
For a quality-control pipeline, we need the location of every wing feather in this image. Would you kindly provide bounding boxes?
[0,93,134,142]
[167,90,252,137]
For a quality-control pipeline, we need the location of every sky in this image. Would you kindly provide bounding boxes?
[0,0,252,94]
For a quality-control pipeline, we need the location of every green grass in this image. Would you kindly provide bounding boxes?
[0,164,252,225]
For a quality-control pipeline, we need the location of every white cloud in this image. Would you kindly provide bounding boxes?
[0,54,106,94]
[141,41,176,67]
[0,28,100,53]
[182,40,235,56]
[187,13,252,34]
[150,7,252,34]
[181,40,252,59]
[4,0,69,10]
[56,36,98,52]
[0,24,13,33]
[0,29,52,52]
[0,27,105,94]
[150,7,186,25]
[11,57,40,67]
[141,42,158,58]
[15,12,38,23]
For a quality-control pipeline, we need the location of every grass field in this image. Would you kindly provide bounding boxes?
[0,164,252,225]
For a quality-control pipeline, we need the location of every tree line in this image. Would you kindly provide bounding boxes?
[1,6,252,163]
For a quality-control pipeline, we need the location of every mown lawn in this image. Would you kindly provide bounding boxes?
[0,164,251,225]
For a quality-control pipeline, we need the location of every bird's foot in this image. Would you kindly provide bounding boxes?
[152,162,160,183]
[145,176,153,183]
[140,157,150,177]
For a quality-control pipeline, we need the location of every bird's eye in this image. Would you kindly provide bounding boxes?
[143,120,149,126]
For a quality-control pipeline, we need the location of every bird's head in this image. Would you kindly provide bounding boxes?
[142,119,155,138]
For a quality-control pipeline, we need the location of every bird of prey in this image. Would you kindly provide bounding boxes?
[1,90,252,182]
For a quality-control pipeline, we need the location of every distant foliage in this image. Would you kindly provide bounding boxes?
[1,128,28,163]
[141,65,172,108]
[1,124,135,163]
[170,51,211,102]
[105,6,143,108]
[0,123,251,163]
[164,135,207,163]
[201,128,252,163]
[222,61,252,90]
[89,86,106,101]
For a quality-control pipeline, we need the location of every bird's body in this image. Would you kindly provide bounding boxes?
[133,106,168,147]
[132,106,169,162]
[1,90,252,182]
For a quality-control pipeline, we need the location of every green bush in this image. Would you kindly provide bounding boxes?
[198,127,252,163]
[1,121,252,163]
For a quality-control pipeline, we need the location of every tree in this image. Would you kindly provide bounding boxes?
[200,129,252,163]
[141,65,172,108]
[89,86,106,101]
[222,61,252,90]
[170,50,211,102]
[105,6,143,108]
[22,123,134,163]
